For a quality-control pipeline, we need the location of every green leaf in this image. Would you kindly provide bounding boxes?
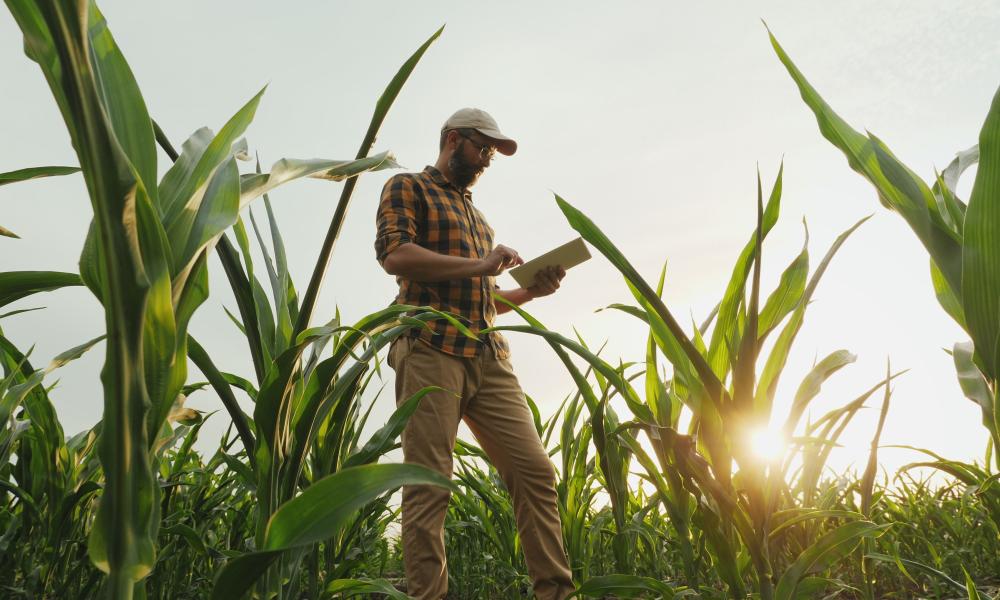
[210,549,281,600]
[781,349,856,436]
[88,4,158,200]
[940,144,979,201]
[0,165,79,186]
[212,464,454,600]
[775,521,889,600]
[769,27,963,298]
[866,553,968,593]
[294,24,444,338]
[343,387,442,468]
[709,163,782,377]
[159,86,264,226]
[963,566,982,600]
[568,574,682,598]
[758,222,808,341]
[755,216,868,414]
[237,152,400,207]
[168,155,241,275]
[953,341,996,438]
[0,271,82,310]
[325,578,411,599]
[932,257,966,328]
[961,85,1000,380]
[553,193,724,406]
[6,1,163,588]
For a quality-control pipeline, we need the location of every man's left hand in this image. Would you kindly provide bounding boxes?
[527,265,566,299]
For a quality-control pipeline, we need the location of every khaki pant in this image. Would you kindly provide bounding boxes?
[388,336,574,600]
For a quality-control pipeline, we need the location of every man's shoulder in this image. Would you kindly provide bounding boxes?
[382,169,433,194]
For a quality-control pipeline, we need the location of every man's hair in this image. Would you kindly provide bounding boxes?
[439,127,475,152]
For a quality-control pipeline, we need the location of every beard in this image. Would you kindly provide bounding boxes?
[448,145,484,189]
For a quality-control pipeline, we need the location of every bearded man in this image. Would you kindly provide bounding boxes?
[375,108,574,600]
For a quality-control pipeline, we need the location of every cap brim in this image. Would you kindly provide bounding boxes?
[474,128,517,156]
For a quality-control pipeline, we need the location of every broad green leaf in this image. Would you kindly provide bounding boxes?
[325,578,411,599]
[0,271,82,309]
[237,152,400,207]
[46,334,105,373]
[169,156,241,275]
[0,165,79,186]
[156,127,213,216]
[961,85,1000,380]
[775,521,889,600]
[88,4,157,201]
[159,88,264,225]
[953,341,997,438]
[769,28,963,297]
[210,549,281,600]
[212,464,454,600]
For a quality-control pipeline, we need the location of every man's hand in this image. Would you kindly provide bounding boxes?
[526,265,566,299]
[481,244,524,275]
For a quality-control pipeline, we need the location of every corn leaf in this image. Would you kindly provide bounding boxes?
[211,464,453,600]
[0,165,79,186]
[568,574,683,598]
[961,85,1000,380]
[0,271,82,309]
[774,521,890,600]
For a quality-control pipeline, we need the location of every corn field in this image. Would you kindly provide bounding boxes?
[2,1,999,599]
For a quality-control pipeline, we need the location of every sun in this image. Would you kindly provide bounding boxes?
[749,427,787,462]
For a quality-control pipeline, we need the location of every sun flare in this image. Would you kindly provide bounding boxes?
[749,427,786,461]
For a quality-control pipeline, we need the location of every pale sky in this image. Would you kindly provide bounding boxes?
[2,2,999,476]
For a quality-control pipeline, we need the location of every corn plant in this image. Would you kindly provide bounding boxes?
[0,330,104,597]
[484,168,906,599]
[769,30,1000,560]
[3,1,455,597]
[768,28,1000,469]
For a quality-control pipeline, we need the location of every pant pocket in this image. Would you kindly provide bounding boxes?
[387,335,413,370]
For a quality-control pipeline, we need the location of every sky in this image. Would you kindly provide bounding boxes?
[2,1,999,478]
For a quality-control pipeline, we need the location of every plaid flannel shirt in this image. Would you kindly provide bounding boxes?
[375,166,510,359]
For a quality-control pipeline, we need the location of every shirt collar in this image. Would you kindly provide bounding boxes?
[424,165,473,200]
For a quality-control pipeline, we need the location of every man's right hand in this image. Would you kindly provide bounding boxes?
[480,244,524,275]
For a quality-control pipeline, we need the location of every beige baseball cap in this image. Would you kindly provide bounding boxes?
[441,107,518,156]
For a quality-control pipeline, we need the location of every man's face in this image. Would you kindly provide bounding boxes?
[448,130,496,189]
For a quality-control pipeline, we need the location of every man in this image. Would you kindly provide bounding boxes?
[375,107,574,600]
